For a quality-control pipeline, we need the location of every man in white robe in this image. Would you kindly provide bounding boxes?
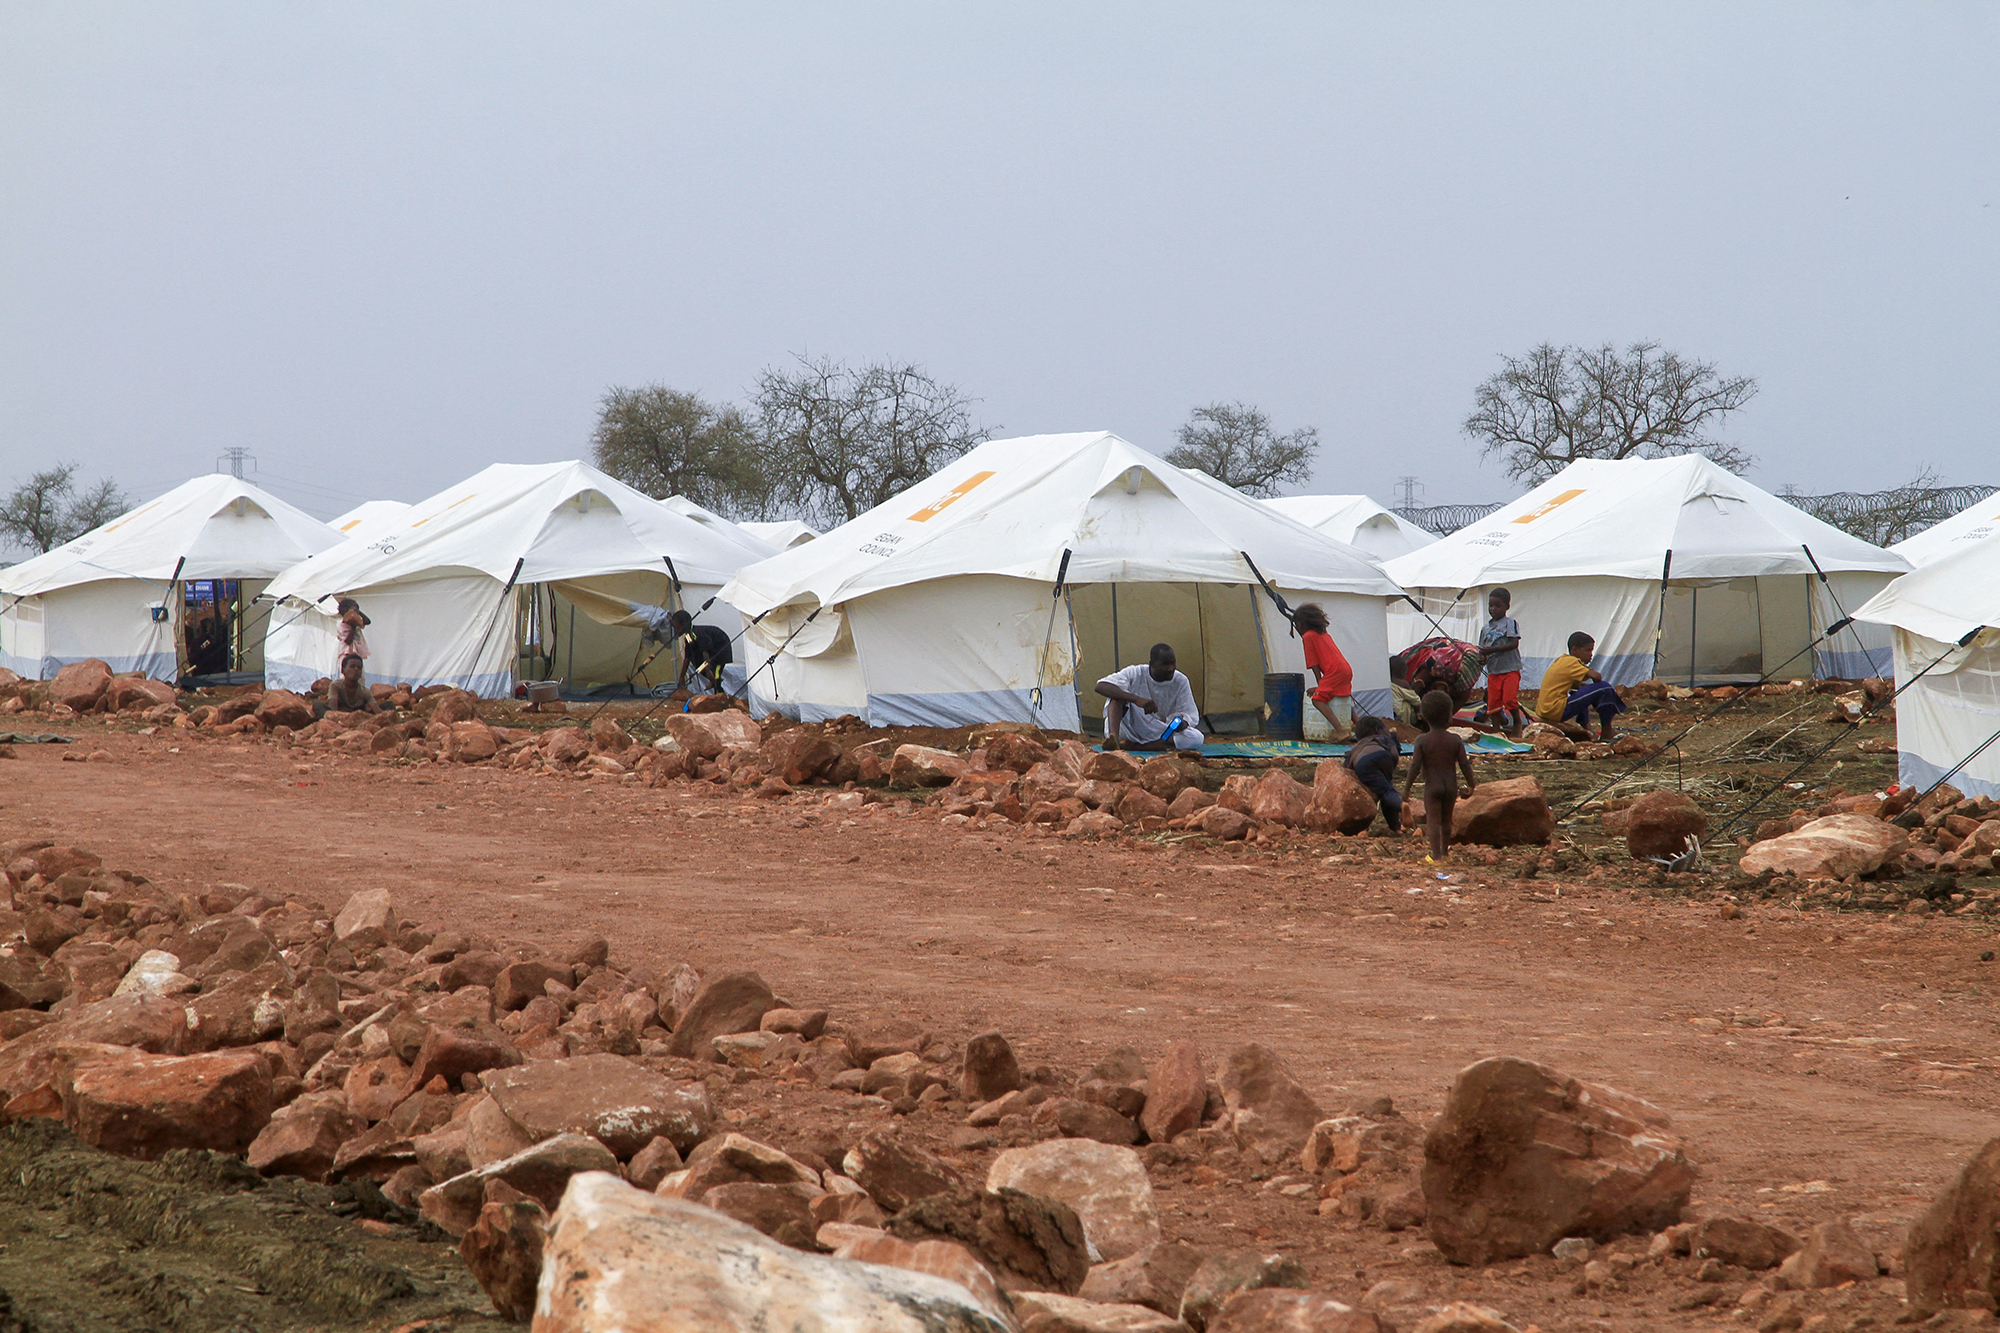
[1096,642,1205,751]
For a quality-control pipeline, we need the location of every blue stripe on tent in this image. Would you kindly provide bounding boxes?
[867,687,1071,730]
[1519,653,1657,689]
[1900,750,2000,801]
[1818,645,1894,680]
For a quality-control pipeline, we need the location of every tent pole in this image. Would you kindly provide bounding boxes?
[1801,543,1886,679]
[1029,549,1072,712]
[1650,551,1672,683]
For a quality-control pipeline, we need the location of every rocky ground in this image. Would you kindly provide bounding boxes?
[2,664,1998,1332]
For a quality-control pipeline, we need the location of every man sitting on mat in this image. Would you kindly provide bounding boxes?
[1536,631,1626,741]
[1096,643,1205,751]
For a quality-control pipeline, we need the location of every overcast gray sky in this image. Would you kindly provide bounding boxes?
[3,3,1995,533]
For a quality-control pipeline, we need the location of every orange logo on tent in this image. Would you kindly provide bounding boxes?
[1511,488,1585,525]
[908,471,995,523]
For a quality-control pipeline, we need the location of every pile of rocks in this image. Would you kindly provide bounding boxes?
[1732,783,2000,908]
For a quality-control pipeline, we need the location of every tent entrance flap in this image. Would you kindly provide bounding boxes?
[529,571,679,692]
[1068,581,1266,734]
[1656,576,1816,687]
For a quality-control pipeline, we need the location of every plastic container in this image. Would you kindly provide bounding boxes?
[1263,672,1306,740]
[1303,693,1335,741]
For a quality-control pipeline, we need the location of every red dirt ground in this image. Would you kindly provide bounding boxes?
[7,719,1999,1330]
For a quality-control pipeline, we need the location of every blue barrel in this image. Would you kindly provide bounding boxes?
[1264,672,1306,740]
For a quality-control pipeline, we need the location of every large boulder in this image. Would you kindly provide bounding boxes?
[535,1172,1014,1332]
[847,1127,967,1213]
[1191,807,1255,842]
[420,1132,620,1236]
[1079,1242,1205,1316]
[461,1183,548,1321]
[253,689,317,731]
[1247,772,1309,828]
[1421,1056,1696,1264]
[890,745,970,788]
[1010,1290,1193,1331]
[49,659,112,711]
[333,886,396,947]
[1219,1045,1324,1163]
[1178,1252,1309,1332]
[666,971,775,1060]
[1451,778,1555,847]
[962,1031,1024,1103]
[887,1186,1092,1293]
[1737,815,1907,880]
[58,1047,276,1159]
[1622,790,1708,861]
[481,1053,715,1157]
[1140,1040,1205,1146]
[762,730,842,785]
[1905,1137,2000,1313]
[989,1140,1160,1263]
[1690,1215,1800,1271]
[664,709,761,760]
[1305,762,1381,835]
[247,1090,368,1182]
[446,721,499,763]
[1777,1219,1879,1289]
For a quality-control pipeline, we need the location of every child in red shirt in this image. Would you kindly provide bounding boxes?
[1294,603,1353,741]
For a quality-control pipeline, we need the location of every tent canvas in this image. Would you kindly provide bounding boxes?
[262,462,777,697]
[1262,495,1438,562]
[329,500,413,541]
[1890,491,2000,568]
[1855,531,2000,799]
[738,519,818,548]
[1381,456,1909,688]
[0,475,340,681]
[719,432,1403,731]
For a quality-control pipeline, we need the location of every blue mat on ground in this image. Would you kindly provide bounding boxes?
[1092,734,1534,759]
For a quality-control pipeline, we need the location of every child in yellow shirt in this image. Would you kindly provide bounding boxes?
[1536,632,1625,741]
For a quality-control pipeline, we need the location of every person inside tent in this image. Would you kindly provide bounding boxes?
[1536,631,1626,741]
[1096,643,1205,751]
[668,609,733,695]
[319,654,381,718]
[1293,602,1354,741]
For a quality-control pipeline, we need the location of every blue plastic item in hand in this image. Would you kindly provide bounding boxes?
[1161,717,1185,742]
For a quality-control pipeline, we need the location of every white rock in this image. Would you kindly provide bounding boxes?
[114,950,196,998]
[535,1172,1013,1332]
[1009,1290,1191,1331]
[987,1140,1159,1263]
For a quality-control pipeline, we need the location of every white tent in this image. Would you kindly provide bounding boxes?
[1382,456,1909,688]
[1890,491,2000,568]
[263,462,777,697]
[0,475,340,681]
[329,500,413,540]
[738,519,818,549]
[1855,533,2000,799]
[1262,495,1437,562]
[719,432,1403,731]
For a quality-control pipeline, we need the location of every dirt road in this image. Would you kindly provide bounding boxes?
[10,724,1997,1263]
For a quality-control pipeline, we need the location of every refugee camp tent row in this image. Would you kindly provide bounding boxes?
[0,474,341,682]
[1261,494,1438,562]
[1856,529,2000,800]
[1382,456,1909,688]
[738,519,818,548]
[263,461,777,698]
[719,431,1403,732]
[1890,490,2000,568]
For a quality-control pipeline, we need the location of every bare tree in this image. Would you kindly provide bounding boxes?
[590,384,766,518]
[753,355,990,528]
[0,463,130,554]
[1166,402,1318,497]
[1464,342,1759,484]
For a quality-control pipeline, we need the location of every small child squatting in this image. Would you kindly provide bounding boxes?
[1401,689,1476,862]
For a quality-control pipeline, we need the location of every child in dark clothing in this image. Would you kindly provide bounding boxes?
[1401,690,1477,863]
[1341,714,1403,833]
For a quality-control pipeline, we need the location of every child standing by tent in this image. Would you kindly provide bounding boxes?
[1475,588,1523,733]
[335,598,371,677]
[1536,631,1626,740]
[1294,602,1353,741]
[1401,690,1476,863]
